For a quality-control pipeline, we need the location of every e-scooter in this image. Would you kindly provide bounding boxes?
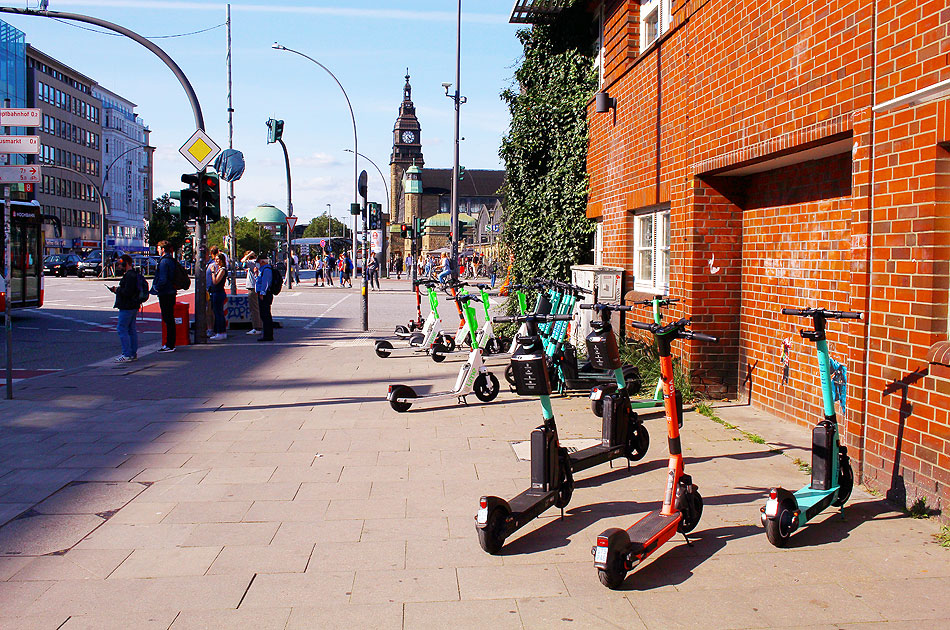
[431,284,506,362]
[475,310,652,554]
[394,279,434,335]
[760,307,861,547]
[386,293,501,411]
[589,296,680,417]
[592,317,717,589]
[374,282,454,358]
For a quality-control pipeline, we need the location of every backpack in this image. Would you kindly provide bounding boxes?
[269,266,283,296]
[173,259,191,291]
[135,271,149,304]
[346,258,354,272]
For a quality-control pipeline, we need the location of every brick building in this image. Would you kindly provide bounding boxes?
[512,1,949,512]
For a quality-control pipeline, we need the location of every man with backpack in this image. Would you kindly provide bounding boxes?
[254,254,278,342]
[108,254,147,362]
[152,240,187,352]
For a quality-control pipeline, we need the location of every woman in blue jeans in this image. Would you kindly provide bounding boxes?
[209,253,228,341]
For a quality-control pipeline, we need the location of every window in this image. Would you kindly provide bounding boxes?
[633,206,671,293]
[640,0,672,52]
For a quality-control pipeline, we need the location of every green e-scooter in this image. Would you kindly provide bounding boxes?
[760,307,862,547]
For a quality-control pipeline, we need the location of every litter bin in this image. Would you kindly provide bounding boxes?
[162,301,190,347]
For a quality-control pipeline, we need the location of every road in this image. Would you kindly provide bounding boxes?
[3,271,444,382]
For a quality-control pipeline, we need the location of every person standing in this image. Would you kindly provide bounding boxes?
[153,240,178,353]
[241,251,263,335]
[291,251,300,284]
[255,255,275,342]
[205,246,220,337]
[367,255,380,290]
[108,254,142,362]
[325,251,335,286]
[313,254,324,287]
[342,252,353,288]
[209,253,229,341]
[394,254,403,280]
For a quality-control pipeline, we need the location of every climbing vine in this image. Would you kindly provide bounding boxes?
[499,6,598,285]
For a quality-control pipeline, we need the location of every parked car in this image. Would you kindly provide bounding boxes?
[130,254,159,276]
[43,253,82,277]
[77,250,126,277]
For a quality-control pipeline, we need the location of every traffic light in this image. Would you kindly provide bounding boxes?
[368,202,382,230]
[266,118,284,144]
[199,172,221,221]
[180,173,200,222]
[399,223,408,238]
[183,235,194,262]
[458,165,466,181]
[457,220,470,242]
[416,217,426,237]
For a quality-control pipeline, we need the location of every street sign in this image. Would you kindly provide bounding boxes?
[286,216,298,232]
[0,136,39,154]
[320,239,326,248]
[0,109,41,127]
[370,229,382,254]
[0,165,40,184]
[179,129,221,171]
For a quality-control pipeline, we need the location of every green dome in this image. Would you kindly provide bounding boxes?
[424,212,477,227]
[244,203,286,224]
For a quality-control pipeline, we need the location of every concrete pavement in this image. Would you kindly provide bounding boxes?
[0,277,947,629]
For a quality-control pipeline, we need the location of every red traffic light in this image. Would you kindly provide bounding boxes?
[202,175,218,190]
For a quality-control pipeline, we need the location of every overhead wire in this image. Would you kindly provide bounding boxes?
[49,17,225,39]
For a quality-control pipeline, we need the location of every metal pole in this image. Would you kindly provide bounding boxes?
[360,190,368,332]
[271,45,357,275]
[226,4,237,294]
[453,1,464,273]
[3,183,11,400]
[277,138,293,288]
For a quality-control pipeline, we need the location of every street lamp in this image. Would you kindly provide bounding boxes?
[102,143,145,274]
[272,42,358,267]
[443,0,466,281]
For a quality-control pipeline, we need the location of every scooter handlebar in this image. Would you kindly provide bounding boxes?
[579,302,634,312]
[630,296,680,307]
[781,307,863,320]
[493,314,573,324]
[685,331,719,343]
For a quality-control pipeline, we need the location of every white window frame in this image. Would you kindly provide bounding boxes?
[594,221,603,266]
[640,0,672,53]
[595,3,606,89]
[633,206,670,294]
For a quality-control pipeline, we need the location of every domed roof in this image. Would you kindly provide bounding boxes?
[424,212,477,227]
[244,203,286,224]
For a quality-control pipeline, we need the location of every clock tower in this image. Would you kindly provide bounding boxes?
[390,72,424,225]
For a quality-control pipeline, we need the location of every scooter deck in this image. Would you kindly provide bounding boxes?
[626,510,681,559]
[794,485,837,522]
[508,488,558,529]
[569,444,626,474]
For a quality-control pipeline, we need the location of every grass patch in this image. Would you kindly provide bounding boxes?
[619,336,695,402]
[935,526,950,548]
[696,401,768,445]
[793,458,812,475]
[908,497,931,519]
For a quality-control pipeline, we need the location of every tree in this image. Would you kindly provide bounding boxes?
[303,215,351,240]
[499,8,597,286]
[207,217,275,257]
[147,194,187,251]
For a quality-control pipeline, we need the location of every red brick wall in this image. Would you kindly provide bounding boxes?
[586,0,950,513]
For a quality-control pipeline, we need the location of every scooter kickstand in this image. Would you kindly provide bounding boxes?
[682,532,693,547]
[458,396,468,405]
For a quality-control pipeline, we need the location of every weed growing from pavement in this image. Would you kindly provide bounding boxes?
[908,497,931,519]
[696,403,768,445]
[620,337,695,401]
[935,526,950,548]
[793,458,812,475]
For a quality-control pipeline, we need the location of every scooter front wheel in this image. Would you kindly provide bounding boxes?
[504,364,516,387]
[554,448,574,509]
[626,424,650,462]
[389,385,417,413]
[477,505,508,554]
[765,499,795,547]
[677,490,703,534]
[473,373,500,402]
[431,343,448,363]
[443,336,457,353]
[375,340,393,358]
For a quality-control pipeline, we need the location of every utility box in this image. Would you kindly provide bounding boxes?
[570,265,625,347]
[162,302,191,347]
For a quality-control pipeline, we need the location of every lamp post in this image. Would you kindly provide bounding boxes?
[443,0,466,281]
[271,43,358,269]
[344,149,389,277]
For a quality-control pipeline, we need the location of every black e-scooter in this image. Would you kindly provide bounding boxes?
[593,317,717,589]
[475,310,651,554]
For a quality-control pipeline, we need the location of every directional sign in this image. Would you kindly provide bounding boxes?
[179,129,221,171]
[0,165,40,183]
[0,136,39,154]
[286,216,298,232]
[0,109,41,127]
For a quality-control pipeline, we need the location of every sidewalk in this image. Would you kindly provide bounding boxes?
[0,286,947,629]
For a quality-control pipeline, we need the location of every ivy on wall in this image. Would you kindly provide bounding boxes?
[499,6,598,284]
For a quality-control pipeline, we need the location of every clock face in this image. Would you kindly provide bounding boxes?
[401,130,415,144]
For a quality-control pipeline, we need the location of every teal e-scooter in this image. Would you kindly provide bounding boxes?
[760,307,861,547]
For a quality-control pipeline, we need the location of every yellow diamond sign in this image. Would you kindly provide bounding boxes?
[179,129,221,171]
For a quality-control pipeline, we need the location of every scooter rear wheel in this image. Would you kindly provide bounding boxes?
[395,325,409,334]
[389,385,417,413]
[473,373,500,402]
[505,364,516,387]
[622,365,643,396]
[626,424,650,462]
[591,398,604,418]
[765,498,795,547]
[375,340,393,358]
[598,561,627,590]
[477,505,508,554]
[431,343,448,363]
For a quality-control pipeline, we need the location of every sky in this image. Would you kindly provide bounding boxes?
[1,0,527,226]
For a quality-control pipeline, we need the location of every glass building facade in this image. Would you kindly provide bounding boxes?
[0,19,27,166]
